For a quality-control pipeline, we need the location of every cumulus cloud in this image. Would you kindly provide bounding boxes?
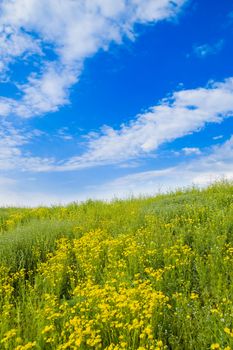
[0,0,186,118]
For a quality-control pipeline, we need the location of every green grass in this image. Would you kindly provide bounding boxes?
[0,182,233,350]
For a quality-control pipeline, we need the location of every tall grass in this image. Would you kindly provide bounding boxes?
[0,182,233,349]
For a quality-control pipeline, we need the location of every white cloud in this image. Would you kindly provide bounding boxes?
[2,135,232,206]
[0,25,41,76]
[0,121,27,170]
[0,0,186,118]
[192,40,224,58]
[55,127,74,141]
[182,147,201,155]
[1,77,233,173]
[15,63,79,117]
[0,63,80,117]
[0,121,54,172]
[213,135,223,140]
[52,77,233,171]
[89,136,233,199]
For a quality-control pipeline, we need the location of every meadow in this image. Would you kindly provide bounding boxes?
[0,182,233,350]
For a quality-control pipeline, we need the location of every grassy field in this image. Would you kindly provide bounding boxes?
[0,182,233,350]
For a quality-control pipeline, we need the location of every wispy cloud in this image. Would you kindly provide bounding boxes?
[0,25,41,76]
[181,147,201,155]
[1,77,233,173]
[54,77,233,171]
[0,121,54,172]
[3,135,233,206]
[213,135,223,140]
[192,40,224,58]
[90,136,233,199]
[0,0,187,118]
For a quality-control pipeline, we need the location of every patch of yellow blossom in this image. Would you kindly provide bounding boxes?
[224,327,233,337]
[15,341,36,350]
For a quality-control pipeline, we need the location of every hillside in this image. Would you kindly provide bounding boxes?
[0,182,233,350]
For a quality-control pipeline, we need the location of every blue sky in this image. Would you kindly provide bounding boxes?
[0,0,233,206]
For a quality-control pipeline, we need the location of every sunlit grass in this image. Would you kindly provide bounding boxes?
[0,182,233,349]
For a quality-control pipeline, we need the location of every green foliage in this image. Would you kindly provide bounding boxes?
[0,182,233,350]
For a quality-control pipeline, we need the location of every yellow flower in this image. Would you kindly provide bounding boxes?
[211,344,220,349]
[15,341,36,350]
[1,328,17,343]
[157,340,163,347]
[42,324,55,334]
[190,292,199,300]
[224,327,231,334]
